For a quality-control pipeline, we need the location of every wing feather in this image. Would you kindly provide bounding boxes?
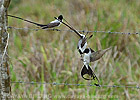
[90,47,112,62]
[42,22,60,29]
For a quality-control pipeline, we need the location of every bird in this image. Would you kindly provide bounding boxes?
[7,14,63,29]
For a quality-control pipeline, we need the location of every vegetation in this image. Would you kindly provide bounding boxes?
[8,0,140,99]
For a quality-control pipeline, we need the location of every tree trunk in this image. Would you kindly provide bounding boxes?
[0,0,11,99]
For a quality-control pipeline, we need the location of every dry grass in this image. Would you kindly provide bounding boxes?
[8,0,140,99]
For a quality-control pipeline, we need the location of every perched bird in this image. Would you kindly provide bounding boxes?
[7,14,63,29]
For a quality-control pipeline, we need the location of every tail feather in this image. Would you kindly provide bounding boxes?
[81,64,99,85]
[7,14,47,27]
[57,17,83,38]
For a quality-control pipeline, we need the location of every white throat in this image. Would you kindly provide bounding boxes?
[50,19,60,23]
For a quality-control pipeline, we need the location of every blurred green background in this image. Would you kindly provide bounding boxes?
[8,0,140,99]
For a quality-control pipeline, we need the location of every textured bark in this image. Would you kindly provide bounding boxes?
[0,0,11,99]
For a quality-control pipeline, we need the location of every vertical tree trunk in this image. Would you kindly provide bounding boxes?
[0,0,11,99]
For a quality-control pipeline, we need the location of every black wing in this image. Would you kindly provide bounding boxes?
[90,47,112,62]
[42,22,60,29]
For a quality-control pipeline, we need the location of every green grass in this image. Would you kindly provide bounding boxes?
[8,0,140,99]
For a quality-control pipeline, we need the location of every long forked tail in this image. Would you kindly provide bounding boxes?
[7,14,47,27]
[81,64,100,86]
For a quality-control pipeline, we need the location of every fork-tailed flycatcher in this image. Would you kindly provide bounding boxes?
[7,14,63,29]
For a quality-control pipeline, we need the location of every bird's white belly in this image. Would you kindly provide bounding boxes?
[83,54,90,64]
[50,20,60,23]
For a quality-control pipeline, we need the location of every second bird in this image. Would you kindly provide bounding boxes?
[7,15,63,29]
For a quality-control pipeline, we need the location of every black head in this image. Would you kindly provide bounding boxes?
[83,48,90,54]
[58,15,63,20]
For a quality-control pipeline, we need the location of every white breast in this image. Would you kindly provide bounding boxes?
[83,48,92,64]
[50,20,60,24]
[83,53,90,64]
